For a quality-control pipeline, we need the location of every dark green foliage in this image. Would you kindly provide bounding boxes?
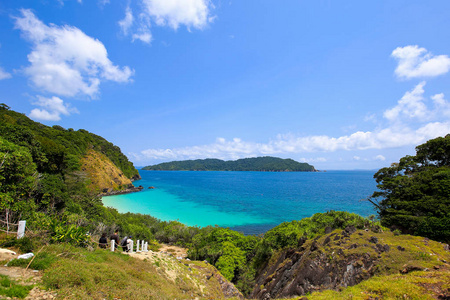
[370,134,450,242]
[0,137,37,221]
[0,236,35,253]
[188,226,257,286]
[0,108,139,179]
[143,156,316,172]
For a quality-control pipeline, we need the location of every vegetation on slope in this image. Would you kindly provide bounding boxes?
[142,156,316,172]
[305,268,450,300]
[1,243,242,300]
[0,104,139,180]
[251,225,450,299]
[81,149,133,193]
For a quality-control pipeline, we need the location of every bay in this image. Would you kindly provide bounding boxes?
[102,170,377,235]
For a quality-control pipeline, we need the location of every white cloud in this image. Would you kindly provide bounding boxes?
[119,6,134,36]
[353,156,361,161]
[431,93,450,117]
[392,45,450,79]
[384,82,450,123]
[29,96,78,121]
[133,122,450,162]
[0,67,11,80]
[384,82,428,122]
[142,0,214,30]
[14,9,133,98]
[132,13,152,44]
[120,0,214,43]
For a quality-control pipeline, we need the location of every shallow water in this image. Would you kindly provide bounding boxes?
[102,170,377,234]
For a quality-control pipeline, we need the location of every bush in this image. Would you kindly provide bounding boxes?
[0,236,34,253]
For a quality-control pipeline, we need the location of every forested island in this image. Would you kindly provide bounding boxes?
[142,156,317,172]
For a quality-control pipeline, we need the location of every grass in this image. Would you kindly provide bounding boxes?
[8,252,57,270]
[30,244,239,299]
[301,269,450,300]
[0,275,33,299]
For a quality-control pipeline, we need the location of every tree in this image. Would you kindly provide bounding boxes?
[0,137,37,222]
[369,134,450,242]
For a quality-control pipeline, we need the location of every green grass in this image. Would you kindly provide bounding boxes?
[7,252,57,270]
[0,275,33,299]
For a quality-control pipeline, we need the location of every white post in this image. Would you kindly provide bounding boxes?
[144,242,148,252]
[111,240,115,252]
[129,240,134,253]
[17,220,26,239]
[136,240,141,252]
[141,241,145,252]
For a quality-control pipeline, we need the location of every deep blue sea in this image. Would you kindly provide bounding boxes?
[102,170,377,235]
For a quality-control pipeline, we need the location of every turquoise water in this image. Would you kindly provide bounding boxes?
[102,170,377,234]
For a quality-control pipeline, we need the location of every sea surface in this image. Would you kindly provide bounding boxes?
[102,170,378,235]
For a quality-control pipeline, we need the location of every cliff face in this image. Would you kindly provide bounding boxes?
[81,149,134,193]
[251,226,450,299]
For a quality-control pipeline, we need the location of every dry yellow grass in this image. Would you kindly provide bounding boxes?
[81,149,132,193]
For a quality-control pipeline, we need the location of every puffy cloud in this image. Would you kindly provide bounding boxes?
[121,0,214,43]
[29,96,78,121]
[141,0,213,30]
[14,9,133,98]
[384,82,428,122]
[384,82,450,123]
[0,67,11,80]
[392,45,450,79]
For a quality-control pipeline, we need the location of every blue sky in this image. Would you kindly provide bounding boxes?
[1,0,450,170]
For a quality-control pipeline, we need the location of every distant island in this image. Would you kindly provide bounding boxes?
[142,156,317,172]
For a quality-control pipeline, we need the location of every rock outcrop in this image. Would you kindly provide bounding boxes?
[250,227,450,299]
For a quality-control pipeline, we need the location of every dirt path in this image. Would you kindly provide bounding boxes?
[158,243,188,258]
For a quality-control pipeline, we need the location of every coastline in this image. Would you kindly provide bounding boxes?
[100,185,144,197]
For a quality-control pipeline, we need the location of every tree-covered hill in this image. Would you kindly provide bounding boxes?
[142,156,317,172]
[0,104,139,180]
[0,104,140,224]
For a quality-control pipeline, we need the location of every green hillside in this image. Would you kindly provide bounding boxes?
[0,104,139,180]
[143,156,316,171]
